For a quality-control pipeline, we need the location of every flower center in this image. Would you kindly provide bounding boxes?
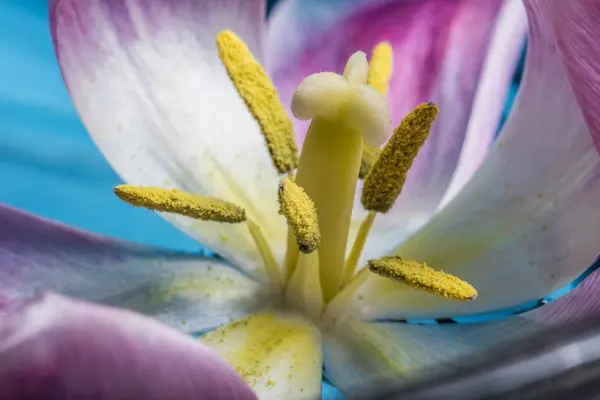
[113,30,477,321]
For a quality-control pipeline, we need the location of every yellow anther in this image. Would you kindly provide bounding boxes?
[368,256,477,300]
[359,144,381,179]
[216,30,298,173]
[114,185,246,223]
[368,42,393,96]
[358,42,392,176]
[362,102,438,213]
[278,178,320,254]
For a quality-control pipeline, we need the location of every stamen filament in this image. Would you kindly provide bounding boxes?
[342,211,376,286]
[322,267,370,325]
[284,251,323,321]
[359,144,380,179]
[283,234,300,284]
[246,220,282,289]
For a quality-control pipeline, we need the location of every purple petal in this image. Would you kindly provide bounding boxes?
[547,0,600,154]
[268,0,523,203]
[526,259,600,326]
[50,0,289,274]
[268,0,526,266]
[338,0,600,320]
[0,204,270,333]
[0,293,256,399]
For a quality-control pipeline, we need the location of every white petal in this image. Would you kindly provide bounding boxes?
[202,312,322,399]
[325,266,600,393]
[0,205,269,334]
[323,315,532,393]
[345,0,600,320]
[50,0,287,273]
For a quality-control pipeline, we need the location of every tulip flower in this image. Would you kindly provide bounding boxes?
[2,0,599,398]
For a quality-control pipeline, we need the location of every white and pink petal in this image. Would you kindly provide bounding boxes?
[50,0,287,274]
[268,0,526,267]
[344,0,600,320]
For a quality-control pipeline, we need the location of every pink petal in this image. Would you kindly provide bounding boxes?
[440,0,527,207]
[268,0,526,265]
[338,0,600,320]
[268,0,521,200]
[526,258,600,326]
[0,293,256,399]
[546,0,600,154]
[0,204,269,333]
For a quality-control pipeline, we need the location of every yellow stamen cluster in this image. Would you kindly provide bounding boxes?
[216,30,298,174]
[362,102,439,213]
[278,178,320,254]
[113,185,246,223]
[368,256,477,300]
[112,31,480,333]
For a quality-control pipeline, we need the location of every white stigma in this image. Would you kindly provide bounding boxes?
[291,51,390,146]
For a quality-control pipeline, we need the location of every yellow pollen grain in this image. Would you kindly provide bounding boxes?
[362,102,439,213]
[368,256,477,300]
[278,178,320,253]
[216,30,298,173]
[359,143,381,179]
[114,185,246,223]
[368,41,393,97]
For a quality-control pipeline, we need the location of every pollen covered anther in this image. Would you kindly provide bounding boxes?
[368,256,477,300]
[362,102,439,212]
[357,42,393,180]
[114,185,246,223]
[368,42,393,97]
[216,30,298,173]
[278,178,320,253]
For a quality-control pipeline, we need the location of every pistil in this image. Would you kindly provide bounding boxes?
[295,116,364,302]
[291,53,390,302]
